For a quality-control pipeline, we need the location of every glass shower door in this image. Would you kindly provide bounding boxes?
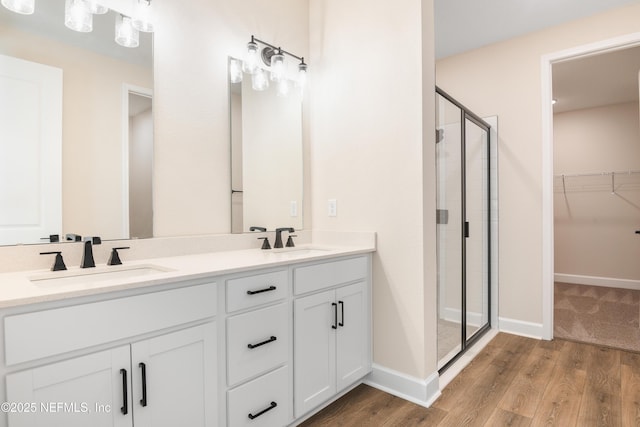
[436,88,491,371]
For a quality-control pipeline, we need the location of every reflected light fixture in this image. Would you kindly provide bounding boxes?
[1,0,34,14]
[86,0,107,14]
[252,68,269,91]
[229,58,243,84]
[65,0,93,32]
[115,14,139,48]
[234,35,308,96]
[132,0,154,33]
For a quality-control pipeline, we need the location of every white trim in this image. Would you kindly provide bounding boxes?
[540,32,640,342]
[364,364,440,408]
[555,273,640,290]
[441,308,484,327]
[121,84,153,239]
[498,317,543,339]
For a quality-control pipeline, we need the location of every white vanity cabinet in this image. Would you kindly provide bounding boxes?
[2,282,217,427]
[292,256,371,418]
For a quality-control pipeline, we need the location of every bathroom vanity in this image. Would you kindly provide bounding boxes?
[0,239,373,426]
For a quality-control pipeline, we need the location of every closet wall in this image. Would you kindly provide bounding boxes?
[554,101,640,283]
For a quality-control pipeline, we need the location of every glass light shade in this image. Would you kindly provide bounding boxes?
[115,14,139,48]
[251,69,269,91]
[270,52,285,82]
[86,0,107,14]
[242,41,259,75]
[65,0,93,32]
[276,79,290,98]
[297,62,308,88]
[229,58,243,84]
[132,0,154,32]
[1,0,34,14]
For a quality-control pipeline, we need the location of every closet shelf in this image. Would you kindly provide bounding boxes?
[553,170,640,194]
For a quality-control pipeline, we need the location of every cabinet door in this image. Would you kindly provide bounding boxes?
[336,281,370,391]
[293,290,336,417]
[6,346,132,427]
[131,322,217,427]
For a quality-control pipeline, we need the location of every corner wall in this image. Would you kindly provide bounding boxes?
[309,0,437,384]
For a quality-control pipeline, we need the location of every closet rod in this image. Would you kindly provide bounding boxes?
[554,170,640,178]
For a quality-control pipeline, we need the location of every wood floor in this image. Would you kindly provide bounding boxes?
[299,333,640,426]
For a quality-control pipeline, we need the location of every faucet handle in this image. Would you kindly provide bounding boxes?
[40,234,60,243]
[108,247,130,266]
[258,237,271,250]
[83,236,102,245]
[286,235,297,248]
[40,251,67,271]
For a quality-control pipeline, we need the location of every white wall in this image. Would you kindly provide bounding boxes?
[554,102,640,281]
[436,3,640,327]
[309,0,437,379]
[129,106,154,239]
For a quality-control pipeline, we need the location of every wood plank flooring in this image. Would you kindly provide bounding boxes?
[299,333,640,426]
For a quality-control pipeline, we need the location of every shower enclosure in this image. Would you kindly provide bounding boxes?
[435,87,496,371]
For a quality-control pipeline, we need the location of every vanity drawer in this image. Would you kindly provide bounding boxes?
[226,270,287,312]
[227,365,289,427]
[227,303,288,386]
[4,283,216,366]
[293,256,368,295]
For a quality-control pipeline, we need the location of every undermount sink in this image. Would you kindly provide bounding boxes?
[29,265,173,287]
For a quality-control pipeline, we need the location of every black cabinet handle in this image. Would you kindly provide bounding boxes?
[248,401,277,420]
[247,336,277,349]
[139,362,147,407]
[247,285,276,295]
[635,230,640,234]
[338,301,344,327]
[120,368,128,415]
[332,302,338,329]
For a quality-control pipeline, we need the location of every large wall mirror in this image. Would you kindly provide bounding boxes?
[0,0,153,246]
[229,57,304,233]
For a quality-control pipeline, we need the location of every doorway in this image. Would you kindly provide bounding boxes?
[436,87,494,371]
[541,33,640,342]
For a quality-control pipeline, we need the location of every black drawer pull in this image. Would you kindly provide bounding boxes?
[139,362,147,407]
[338,301,344,327]
[247,285,276,295]
[248,401,277,420]
[332,302,338,329]
[248,336,277,349]
[120,368,128,415]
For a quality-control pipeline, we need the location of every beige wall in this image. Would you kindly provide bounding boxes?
[0,26,152,240]
[152,0,309,237]
[309,0,437,378]
[554,102,640,280]
[129,107,154,239]
[436,3,640,324]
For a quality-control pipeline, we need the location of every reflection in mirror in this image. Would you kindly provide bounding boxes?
[229,57,303,233]
[0,0,153,246]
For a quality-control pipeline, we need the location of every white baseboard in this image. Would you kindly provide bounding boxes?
[364,364,440,408]
[554,273,640,290]
[498,317,543,339]
[441,307,483,327]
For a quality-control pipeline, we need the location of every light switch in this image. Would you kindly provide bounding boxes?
[328,199,337,217]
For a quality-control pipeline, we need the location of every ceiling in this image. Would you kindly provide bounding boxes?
[435,0,640,112]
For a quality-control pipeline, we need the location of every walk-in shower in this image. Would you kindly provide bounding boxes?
[435,87,497,372]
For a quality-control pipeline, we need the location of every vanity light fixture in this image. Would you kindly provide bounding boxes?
[1,0,34,14]
[115,14,139,48]
[252,68,270,91]
[276,79,290,97]
[65,0,93,32]
[235,35,309,93]
[229,58,243,83]
[132,0,154,33]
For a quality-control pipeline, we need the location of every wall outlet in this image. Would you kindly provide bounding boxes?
[290,201,298,217]
[328,199,337,217]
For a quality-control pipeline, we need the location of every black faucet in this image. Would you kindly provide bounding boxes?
[274,227,295,249]
[250,226,267,232]
[81,236,101,268]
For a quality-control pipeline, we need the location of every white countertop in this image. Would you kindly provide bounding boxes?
[0,244,374,308]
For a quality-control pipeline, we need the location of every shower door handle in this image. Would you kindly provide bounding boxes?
[464,221,470,238]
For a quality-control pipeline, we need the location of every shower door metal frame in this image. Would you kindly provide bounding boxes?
[436,86,492,373]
